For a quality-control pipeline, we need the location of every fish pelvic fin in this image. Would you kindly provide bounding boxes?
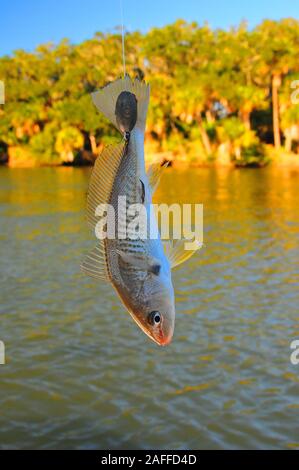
[91,75,150,133]
[163,239,203,269]
[86,142,126,234]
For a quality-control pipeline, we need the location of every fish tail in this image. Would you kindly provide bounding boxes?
[91,74,150,133]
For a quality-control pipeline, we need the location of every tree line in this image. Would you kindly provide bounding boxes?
[0,18,299,167]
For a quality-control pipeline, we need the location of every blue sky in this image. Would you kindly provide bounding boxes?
[0,0,298,56]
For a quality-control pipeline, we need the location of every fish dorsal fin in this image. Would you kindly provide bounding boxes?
[146,161,170,194]
[163,239,203,269]
[81,243,110,281]
[86,142,125,233]
[82,143,125,282]
[91,75,150,133]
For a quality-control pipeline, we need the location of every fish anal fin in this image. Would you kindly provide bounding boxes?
[146,161,170,194]
[139,179,145,203]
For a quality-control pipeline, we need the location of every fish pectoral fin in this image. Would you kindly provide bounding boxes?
[163,239,203,269]
[81,244,110,281]
[116,250,161,275]
[146,161,169,194]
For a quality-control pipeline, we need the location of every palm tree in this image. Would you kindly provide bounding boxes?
[256,19,299,149]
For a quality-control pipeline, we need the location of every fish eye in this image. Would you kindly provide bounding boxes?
[148,311,161,325]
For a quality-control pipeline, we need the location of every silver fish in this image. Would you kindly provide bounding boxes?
[81,76,197,346]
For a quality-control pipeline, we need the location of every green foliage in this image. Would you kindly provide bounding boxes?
[217,117,246,142]
[0,19,299,166]
[55,126,84,162]
[30,123,58,162]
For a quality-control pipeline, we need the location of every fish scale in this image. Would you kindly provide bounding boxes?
[106,134,148,290]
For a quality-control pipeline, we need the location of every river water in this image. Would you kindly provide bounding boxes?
[0,166,299,449]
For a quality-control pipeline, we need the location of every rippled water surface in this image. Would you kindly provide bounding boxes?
[0,166,299,449]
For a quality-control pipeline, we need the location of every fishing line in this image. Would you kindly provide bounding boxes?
[119,0,126,77]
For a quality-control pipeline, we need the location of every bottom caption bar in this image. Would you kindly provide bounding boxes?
[0,450,297,465]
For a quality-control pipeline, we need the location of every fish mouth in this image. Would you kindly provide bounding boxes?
[129,311,173,347]
[143,329,173,347]
[150,324,174,347]
[157,333,173,347]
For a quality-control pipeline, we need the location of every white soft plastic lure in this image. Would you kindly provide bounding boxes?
[81,76,198,346]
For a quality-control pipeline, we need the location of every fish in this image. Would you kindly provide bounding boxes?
[81,75,198,346]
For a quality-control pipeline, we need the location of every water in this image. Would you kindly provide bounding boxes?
[0,166,299,450]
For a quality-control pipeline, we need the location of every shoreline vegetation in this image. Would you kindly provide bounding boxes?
[1,19,299,169]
